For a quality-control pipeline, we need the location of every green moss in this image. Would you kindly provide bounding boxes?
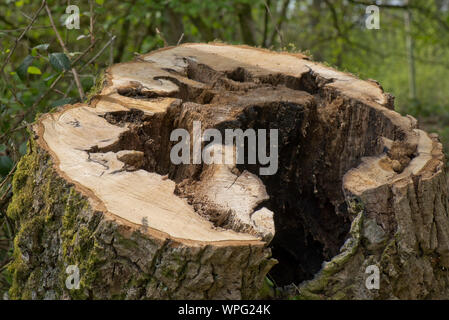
[59,188,107,299]
[8,214,45,299]
[5,137,110,299]
[34,107,60,123]
[7,141,38,221]
[161,267,175,279]
[116,233,139,250]
[85,70,106,102]
[20,268,43,300]
[258,277,276,299]
[347,197,365,216]
[295,290,323,300]
[379,238,398,273]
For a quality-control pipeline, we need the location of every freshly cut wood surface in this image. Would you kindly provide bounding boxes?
[37,43,398,244]
[39,105,259,243]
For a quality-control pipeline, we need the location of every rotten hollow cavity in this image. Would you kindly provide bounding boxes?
[90,59,415,286]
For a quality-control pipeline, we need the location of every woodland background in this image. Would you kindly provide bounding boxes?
[0,0,448,297]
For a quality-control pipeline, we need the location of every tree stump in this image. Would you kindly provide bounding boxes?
[7,43,449,300]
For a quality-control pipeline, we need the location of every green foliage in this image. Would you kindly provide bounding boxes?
[0,155,13,177]
[49,53,71,72]
[16,56,34,80]
[26,66,41,75]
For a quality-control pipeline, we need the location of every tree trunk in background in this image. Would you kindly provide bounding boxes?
[267,0,290,47]
[6,44,449,300]
[262,0,271,47]
[404,1,417,103]
[113,0,137,63]
[188,15,215,43]
[162,8,185,46]
[237,3,257,46]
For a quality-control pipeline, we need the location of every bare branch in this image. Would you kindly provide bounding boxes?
[81,35,116,71]
[7,38,99,129]
[0,162,17,193]
[89,0,95,49]
[176,33,184,46]
[45,3,85,101]
[266,0,290,47]
[156,28,168,47]
[262,0,271,47]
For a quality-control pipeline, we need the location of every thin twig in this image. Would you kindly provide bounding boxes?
[0,25,52,33]
[176,33,184,46]
[0,184,12,207]
[0,72,65,144]
[264,0,288,47]
[0,1,47,109]
[0,163,17,192]
[0,124,28,144]
[89,0,95,49]
[80,35,116,71]
[0,0,46,75]
[45,3,85,101]
[0,198,14,240]
[0,259,11,273]
[73,39,99,65]
[262,0,271,47]
[156,28,168,47]
[51,88,65,96]
[1,70,26,108]
[0,36,100,140]
[18,10,33,21]
[109,33,114,65]
[62,38,100,96]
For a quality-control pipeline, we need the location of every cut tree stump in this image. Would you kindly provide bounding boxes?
[7,43,449,300]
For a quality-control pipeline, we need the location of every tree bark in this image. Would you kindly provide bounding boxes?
[237,3,257,46]
[188,15,215,43]
[113,0,137,63]
[267,0,290,47]
[404,2,417,102]
[162,8,185,46]
[6,43,449,300]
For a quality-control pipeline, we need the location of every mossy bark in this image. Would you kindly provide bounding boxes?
[298,164,449,300]
[6,138,274,300]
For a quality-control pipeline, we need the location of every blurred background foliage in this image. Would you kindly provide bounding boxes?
[0,0,448,298]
